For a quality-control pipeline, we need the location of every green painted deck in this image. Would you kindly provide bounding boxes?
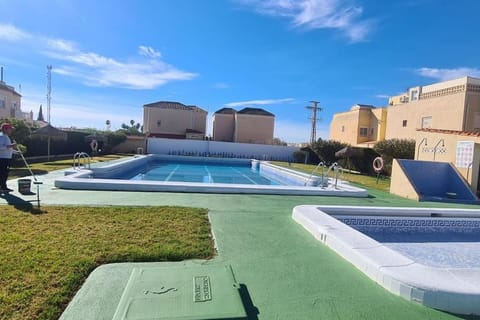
[2,169,479,319]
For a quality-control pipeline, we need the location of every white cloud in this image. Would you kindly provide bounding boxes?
[21,89,141,130]
[236,0,372,42]
[375,94,389,99]
[46,39,77,53]
[416,67,480,81]
[0,23,30,41]
[224,98,295,107]
[138,45,162,59]
[1,24,197,89]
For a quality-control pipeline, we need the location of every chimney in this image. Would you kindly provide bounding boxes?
[0,66,3,83]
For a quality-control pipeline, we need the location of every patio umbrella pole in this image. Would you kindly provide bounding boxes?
[47,136,51,161]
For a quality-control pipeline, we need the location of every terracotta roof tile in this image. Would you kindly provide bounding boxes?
[416,128,480,137]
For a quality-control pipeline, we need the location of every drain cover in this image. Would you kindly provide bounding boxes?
[112,264,247,320]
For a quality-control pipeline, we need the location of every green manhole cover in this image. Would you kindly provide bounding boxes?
[112,264,247,320]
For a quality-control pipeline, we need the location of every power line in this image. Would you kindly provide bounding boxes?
[306,100,322,145]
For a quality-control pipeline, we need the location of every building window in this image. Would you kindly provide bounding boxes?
[157,120,161,127]
[410,90,418,101]
[359,127,368,136]
[0,96,5,108]
[421,116,432,129]
[370,128,374,135]
[402,120,407,127]
[341,125,345,132]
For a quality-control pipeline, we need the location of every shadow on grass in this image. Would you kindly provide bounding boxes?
[0,192,44,214]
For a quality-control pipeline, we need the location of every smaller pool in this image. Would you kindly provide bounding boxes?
[293,205,480,316]
[54,155,368,196]
[336,215,480,268]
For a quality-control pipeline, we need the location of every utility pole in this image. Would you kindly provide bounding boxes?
[306,100,322,145]
[47,65,52,123]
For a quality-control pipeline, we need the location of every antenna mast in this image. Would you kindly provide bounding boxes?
[306,100,322,145]
[47,65,52,123]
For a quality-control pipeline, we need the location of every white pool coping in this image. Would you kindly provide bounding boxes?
[292,205,480,316]
[54,155,368,197]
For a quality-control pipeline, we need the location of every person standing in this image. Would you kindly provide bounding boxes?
[0,123,17,192]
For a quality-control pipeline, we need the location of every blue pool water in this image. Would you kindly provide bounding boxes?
[335,215,480,268]
[111,160,283,185]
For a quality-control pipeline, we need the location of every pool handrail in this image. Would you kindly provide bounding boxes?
[73,152,91,170]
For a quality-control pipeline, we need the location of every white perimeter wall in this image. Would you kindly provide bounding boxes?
[147,138,299,161]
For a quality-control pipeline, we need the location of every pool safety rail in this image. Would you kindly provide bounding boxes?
[54,155,368,196]
[304,162,344,188]
[293,205,480,316]
[73,152,91,170]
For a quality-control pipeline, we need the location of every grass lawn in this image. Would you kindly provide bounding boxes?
[272,161,391,192]
[9,154,131,180]
[0,206,214,320]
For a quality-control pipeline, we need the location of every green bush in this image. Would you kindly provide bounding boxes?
[293,150,306,163]
[311,138,348,165]
[373,139,415,175]
[336,148,380,174]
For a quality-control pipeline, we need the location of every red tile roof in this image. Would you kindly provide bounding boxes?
[416,128,480,137]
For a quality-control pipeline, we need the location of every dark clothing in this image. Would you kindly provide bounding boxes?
[0,158,11,189]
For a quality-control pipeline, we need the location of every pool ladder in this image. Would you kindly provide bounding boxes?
[73,152,91,170]
[305,162,327,187]
[305,162,342,188]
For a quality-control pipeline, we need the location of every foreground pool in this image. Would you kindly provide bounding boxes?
[293,205,480,316]
[54,155,368,196]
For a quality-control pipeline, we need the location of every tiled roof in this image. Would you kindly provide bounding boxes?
[417,128,480,137]
[237,107,274,116]
[0,82,21,97]
[143,101,207,113]
[214,108,236,114]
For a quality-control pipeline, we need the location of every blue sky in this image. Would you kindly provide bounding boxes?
[1,0,479,143]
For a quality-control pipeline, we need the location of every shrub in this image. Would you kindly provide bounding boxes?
[373,139,415,175]
[292,150,306,163]
[311,138,348,165]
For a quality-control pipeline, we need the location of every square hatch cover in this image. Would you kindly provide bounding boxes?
[112,264,247,320]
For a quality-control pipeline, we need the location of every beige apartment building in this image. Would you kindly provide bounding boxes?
[143,101,207,139]
[386,76,480,140]
[212,107,275,144]
[330,76,480,146]
[211,108,236,142]
[0,68,23,120]
[329,104,387,147]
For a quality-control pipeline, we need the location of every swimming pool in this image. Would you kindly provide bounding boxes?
[110,159,280,185]
[292,205,480,315]
[54,155,368,196]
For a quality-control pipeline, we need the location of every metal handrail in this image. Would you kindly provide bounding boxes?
[73,152,91,170]
[305,161,325,186]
